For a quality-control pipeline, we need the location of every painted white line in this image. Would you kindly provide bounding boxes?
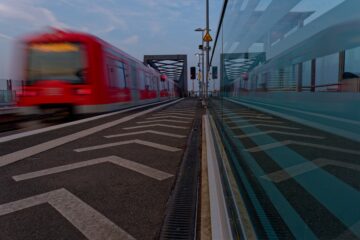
[0,188,135,240]
[226,119,283,124]
[136,119,190,124]
[246,140,360,155]
[123,124,187,130]
[235,130,324,139]
[75,139,182,152]
[231,124,299,130]
[105,130,186,139]
[13,156,173,181]
[147,116,193,120]
[226,98,360,142]
[229,98,360,126]
[159,110,195,114]
[0,99,177,144]
[151,113,194,117]
[223,113,264,117]
[0,99,183,168]
[262,158,360,183]
[226,115,273,120]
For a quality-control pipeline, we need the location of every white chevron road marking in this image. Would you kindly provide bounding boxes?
[226,115,273,120]
[159,109,196,114]
[231,124,299,130]
[151,113,194,117]
[262,158,360,183]
[123,124,187,130]
[226,119,283,124]
[75,139,182,152]
[235,130,324,139]
[223,112,265,117]
[0,99,182,168]
[0,188,135,240]
[13,156,173,181]
[146,116,193,120]
[105,130,186,139]
[136,119,190,124]
[246,140,360,155]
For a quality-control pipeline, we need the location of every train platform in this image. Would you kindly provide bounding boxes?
[0,99,204,240]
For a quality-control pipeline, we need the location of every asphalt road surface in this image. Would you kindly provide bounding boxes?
[0,99,200,240]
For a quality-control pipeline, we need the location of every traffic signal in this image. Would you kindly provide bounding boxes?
[190,67,196,79]
[212,66,218,79]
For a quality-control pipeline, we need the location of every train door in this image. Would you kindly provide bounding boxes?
[130,64,139,102]
[106,58,131,104]
[106,58,118,104]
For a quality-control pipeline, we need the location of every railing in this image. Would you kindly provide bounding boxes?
[0,79,21,107]
[0,90,16,107]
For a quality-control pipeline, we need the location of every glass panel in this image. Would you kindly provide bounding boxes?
[345,46,360,77]
[315,53,339,91]
[209,0,360,239]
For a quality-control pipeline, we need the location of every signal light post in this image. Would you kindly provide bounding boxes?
[195,28,205,99]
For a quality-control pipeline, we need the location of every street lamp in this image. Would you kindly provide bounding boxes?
[195,28,205,99]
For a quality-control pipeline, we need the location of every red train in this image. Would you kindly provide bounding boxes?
[16,29,178,115]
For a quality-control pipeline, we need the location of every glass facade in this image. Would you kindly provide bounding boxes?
[209,0,360,239]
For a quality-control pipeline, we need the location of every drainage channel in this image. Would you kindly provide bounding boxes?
[159,106,202,240]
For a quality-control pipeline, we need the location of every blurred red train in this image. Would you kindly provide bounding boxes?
[16,29,178,115]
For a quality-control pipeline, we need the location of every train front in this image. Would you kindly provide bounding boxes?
[17,31,95,116]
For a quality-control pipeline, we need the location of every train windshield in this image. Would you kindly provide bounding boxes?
[27,42,86,85]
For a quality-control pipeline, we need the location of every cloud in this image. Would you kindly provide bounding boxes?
[0,1,68,29]
[121,35,139,45]
[87,4,128,30]
[0,32,13,40]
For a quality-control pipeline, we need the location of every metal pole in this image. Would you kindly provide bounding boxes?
[205,0,210,99]
[202,31,205,99]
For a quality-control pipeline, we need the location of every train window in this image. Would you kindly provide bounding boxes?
[107,65,117,88]
[145,73,150,90]
[139,71,145,89]
[161,81,166,90]
[116,61,127,88]
[27,42,86,85]
[152,76,157,90]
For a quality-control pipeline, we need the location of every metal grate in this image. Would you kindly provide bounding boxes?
[159,110,201,240]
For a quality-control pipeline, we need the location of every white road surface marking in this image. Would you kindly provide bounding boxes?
[0,99,182,168]
[235,130,324,139]
[105,130,186,139]
[159,110,195,114]
[226,115,273,120]
[226,119,283,124]
[0,99,177,144]
[123,124,187,130]
[147,116,193,120]
[151,113,194,117]
[246,140,360,155]
[262,158,360,183]
[0,188,135,240]
[75,139,182,152]
[223,112,265,117]
[136,119,190,124]
[231,124,299,130]
[13,156,173,181]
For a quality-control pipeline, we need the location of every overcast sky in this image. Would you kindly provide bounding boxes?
[0,0,222,91]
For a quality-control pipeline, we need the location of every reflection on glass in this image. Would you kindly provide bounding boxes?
[209,0,360,239]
